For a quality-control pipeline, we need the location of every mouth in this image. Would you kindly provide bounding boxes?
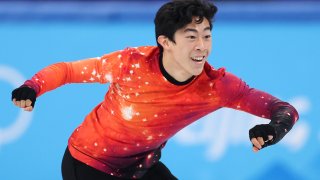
[191,56,206,62]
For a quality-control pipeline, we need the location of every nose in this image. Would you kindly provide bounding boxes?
[195,37,205,51]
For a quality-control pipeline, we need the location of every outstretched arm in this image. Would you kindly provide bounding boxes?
[26,57,115,97]
[218,72,299,152]
[248,101,298,152]
[11,50,124,111]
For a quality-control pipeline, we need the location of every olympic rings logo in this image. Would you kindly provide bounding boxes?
[0,65,33,146]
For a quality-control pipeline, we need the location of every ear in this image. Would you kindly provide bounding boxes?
[157,35,171,50]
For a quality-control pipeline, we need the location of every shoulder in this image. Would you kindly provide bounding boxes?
[100,46,158,60]
[123,46,159,57]
[220,72,243,84]
[203,62,246,91]
[122,46,160,68]
[214,71,246,91]
[116,46,160,75]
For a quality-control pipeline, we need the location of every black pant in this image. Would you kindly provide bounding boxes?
[61,148,177,180]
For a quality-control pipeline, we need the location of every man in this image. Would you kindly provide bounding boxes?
[11,0,299,179]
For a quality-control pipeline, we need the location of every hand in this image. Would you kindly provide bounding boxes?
[249,124,276,152]
[12,86,37,112]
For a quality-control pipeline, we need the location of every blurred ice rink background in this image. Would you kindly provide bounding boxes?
[1,0,319,179]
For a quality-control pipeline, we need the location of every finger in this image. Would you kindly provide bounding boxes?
[257,137,265,146]
[268,135,273,141]
[15,100,21,107]
[252,146,260,152]
[19,100,26,108]
[25,99,32,107]
[24,106,33,112]
[251,138,262,149]
[13,98,18,106]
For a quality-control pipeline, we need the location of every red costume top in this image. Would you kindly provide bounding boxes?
[25,46,298,179]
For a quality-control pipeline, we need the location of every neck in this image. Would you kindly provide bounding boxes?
[162,52,193,82]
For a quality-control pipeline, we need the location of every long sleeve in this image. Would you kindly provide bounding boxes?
[24,50,124,97]
[219,72,299,143]
[268,101,299,144]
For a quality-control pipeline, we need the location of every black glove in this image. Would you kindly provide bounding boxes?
[11,86,37,108]
[249,124,276,149]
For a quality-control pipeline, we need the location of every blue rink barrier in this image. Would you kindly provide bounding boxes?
[1,1,320,22]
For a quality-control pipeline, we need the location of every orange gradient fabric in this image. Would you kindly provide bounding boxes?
[26,46,298,179]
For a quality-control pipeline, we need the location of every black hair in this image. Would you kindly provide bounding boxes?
[154,0,218,53]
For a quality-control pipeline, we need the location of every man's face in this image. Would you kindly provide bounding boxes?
[167,17,212,79]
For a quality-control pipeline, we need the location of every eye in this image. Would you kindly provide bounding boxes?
[204,35,211,39]
[186,36,197,40]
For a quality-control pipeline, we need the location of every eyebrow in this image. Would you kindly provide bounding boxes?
[183,27,211,33]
